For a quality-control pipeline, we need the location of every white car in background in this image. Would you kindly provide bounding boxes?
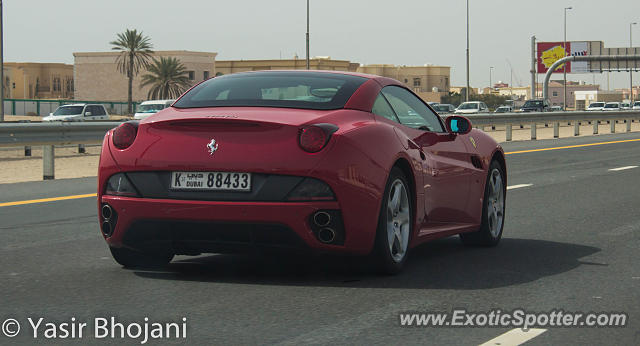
[494,106,512,113]
[586,102,605,111]
[454,101,489,114]
[43,104,109,121]
[134,99,175,120]
[620,102,631,110]
[603,102,621,111]
[633,101,640,110]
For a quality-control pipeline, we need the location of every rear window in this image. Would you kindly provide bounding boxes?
[458,102,478,109]
[173,71,368,110]
[523,100,543,107]
[53,106,84,116]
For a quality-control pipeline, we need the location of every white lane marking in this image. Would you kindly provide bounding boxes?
[507,184,533,190]
[608,166,638,171]
[479,328,547,346]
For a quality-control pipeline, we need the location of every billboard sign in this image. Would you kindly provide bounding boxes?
[537,41,604,74]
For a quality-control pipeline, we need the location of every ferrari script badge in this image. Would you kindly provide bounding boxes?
[207,139,219,156]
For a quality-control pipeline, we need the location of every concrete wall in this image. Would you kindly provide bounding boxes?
[215,58,358,75]
[73,50,217,102]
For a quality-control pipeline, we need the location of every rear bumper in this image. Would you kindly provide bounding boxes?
[100,196,371,255]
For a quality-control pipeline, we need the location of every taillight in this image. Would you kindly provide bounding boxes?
[112,121,139,150]
[299,124,338,153]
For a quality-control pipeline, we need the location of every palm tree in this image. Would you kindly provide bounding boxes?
[140,57,192,100]
[110,29,153,114]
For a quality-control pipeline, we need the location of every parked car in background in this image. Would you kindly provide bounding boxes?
[494,106,512,113]
[620,102,631,110]
[586,102,605,111]
[43,104,109,122]
[549,106,564,112]
[454,101,489,114]
[603,102,621,111]
[633,101,640,110]
[433,103,456,115]
[520,99,549,112]
[133,99,175,120]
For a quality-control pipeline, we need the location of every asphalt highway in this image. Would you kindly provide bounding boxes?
[1,133,640,345]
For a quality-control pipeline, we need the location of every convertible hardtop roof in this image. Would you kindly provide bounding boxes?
[223,69,386,81]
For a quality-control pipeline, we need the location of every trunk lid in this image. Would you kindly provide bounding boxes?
[111,107,343,173]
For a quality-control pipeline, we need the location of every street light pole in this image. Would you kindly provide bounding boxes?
[466,0,470,102]
[631,22,637,105]
[563,6,572,110]
[489,66,494,93]
[306,0,310,70]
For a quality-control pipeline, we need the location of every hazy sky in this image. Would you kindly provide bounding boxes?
[5,0,640,90]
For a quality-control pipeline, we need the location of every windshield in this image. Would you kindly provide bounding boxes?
[589,103,605,108]
[434,105,450,111]
[523,100,543,107]
[604,103,618,108]
[137,104,166,113]
[458,103,479,110]
[173,72,367,110]
[52,106,84,116]
[634,102,640,106]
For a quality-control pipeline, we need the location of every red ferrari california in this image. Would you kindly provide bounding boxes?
[98,70,506,274]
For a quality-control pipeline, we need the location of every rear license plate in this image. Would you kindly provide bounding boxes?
[171,172,251,191]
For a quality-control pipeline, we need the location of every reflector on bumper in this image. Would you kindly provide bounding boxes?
[286,178,335,201]
[105,173,140,197]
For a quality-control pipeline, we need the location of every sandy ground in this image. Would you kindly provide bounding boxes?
[1,119,639,185]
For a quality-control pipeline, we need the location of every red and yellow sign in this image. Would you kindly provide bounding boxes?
[537,42,570,74]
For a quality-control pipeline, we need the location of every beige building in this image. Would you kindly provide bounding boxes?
[575,90,623,110]
[215,57,359,75]
[73,50,217,102]
[3,62,74,99]
[357,64,450,103]
[496,86,530,100]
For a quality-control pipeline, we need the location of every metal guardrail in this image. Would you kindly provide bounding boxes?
[0,121,121,147]
[1,111,640,180]
[0,122,121,180]
[463,110,640,141]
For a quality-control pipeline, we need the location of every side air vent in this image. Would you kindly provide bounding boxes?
[470,155,484,169]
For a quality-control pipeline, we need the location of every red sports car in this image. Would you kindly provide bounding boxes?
[98,70,506,274]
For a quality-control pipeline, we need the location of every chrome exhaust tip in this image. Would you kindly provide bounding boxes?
[102,204,113,220]
[313,211,331,227]
[101,221,112,236]
[317,228,336,244]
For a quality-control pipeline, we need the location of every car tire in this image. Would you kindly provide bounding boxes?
[373,167,413,275]
[109,247,174,268]
[460,160,506,246]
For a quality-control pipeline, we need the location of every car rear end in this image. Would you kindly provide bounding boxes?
[98,71,384,258]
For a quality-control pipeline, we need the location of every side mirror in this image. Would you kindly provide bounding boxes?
[84,111,92,116]
[446,115,472,135]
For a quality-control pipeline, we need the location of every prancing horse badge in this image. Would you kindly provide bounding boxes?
[469,136,477,149]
